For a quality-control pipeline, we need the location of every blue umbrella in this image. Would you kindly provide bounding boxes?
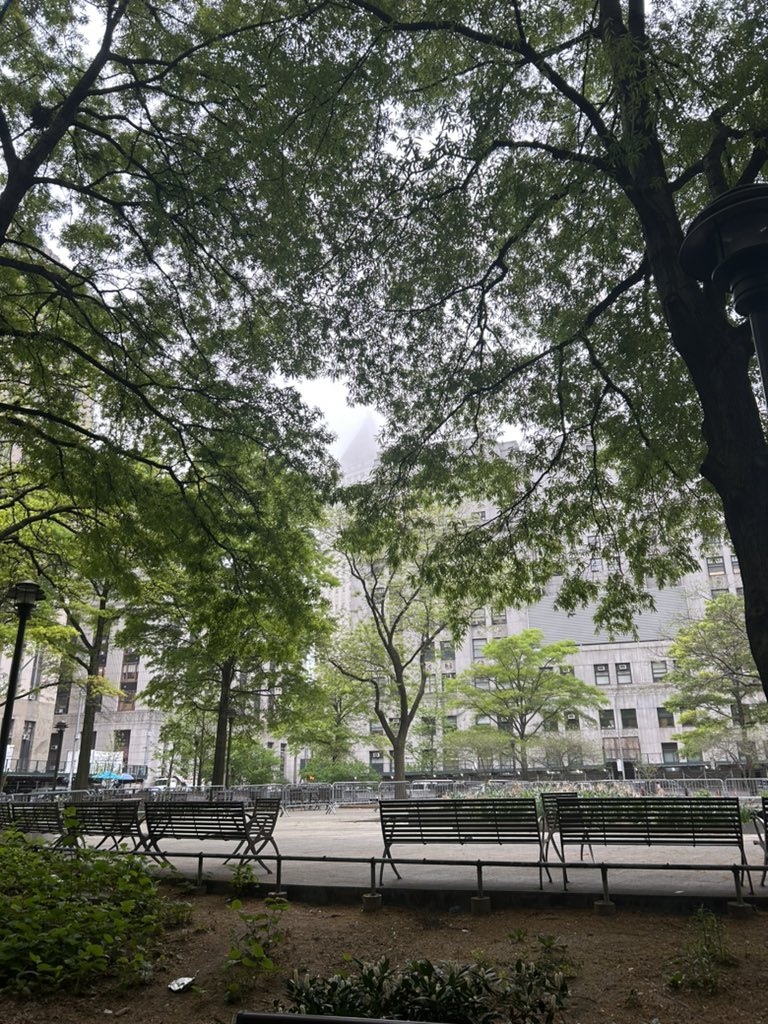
[116,773,135,781]
[95,770,120,780]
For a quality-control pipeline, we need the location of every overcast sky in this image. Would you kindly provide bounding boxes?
[297,377,381,457]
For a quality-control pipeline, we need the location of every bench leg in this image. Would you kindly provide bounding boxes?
[379,846,401,885]
[225,835,275,873]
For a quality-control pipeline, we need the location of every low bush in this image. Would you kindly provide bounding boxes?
[283,954,569,1024]
[0,830,167,996]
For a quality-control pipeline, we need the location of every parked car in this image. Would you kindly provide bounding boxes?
[148,775,189,793]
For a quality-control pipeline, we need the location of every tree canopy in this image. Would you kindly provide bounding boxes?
[248,1,768,690]
[665,593,768,773]
[0,0,337,556]
[449,629,607,775]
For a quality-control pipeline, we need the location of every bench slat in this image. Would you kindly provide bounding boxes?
[379,798,548,888]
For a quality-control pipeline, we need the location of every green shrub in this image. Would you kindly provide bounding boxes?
[665,906,738,995]
[225,895,289,1003]
[283,955,568,1024]
[0,830,166,996]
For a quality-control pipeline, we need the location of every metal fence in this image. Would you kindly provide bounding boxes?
[6,776,768,807]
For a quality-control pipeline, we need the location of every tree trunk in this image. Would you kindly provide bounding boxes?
[601,1,768,699]
[74,597,110,791]
[211,657,236,787]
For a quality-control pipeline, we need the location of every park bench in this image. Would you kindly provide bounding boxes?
[749,795,768,886]
[2,801,66,845]
[378,798,550,888]
[63,799,152,853]
[556,795,752,892]
[233,1015,453,1024]
[233,1016,453,1024]
[539,791,577,861]
[144,798,281,870]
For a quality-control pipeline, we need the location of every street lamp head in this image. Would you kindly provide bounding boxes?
[55,721,67,733]
[679,183,768,315]
[7,580,45,610]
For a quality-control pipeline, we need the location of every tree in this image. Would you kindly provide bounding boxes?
[323,506,477,781]
[441,725,511,775]
[0,0,336,552]
[665,594,768,775]
[260,2,768,694]
[271,663,371,771]
[119,459,333,787]
[449,630,607,776]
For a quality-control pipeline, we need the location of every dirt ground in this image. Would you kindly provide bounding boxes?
[4,890,768,1024]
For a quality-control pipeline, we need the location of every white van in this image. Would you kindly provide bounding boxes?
[148,775,189,793]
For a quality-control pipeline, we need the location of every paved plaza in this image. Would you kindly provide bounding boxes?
[144,806,768,913]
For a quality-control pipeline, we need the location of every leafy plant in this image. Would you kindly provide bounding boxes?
[226,895,289,988]
[0,830,166,995]
[230,862,260,896]
[665,906,738,995]
[284,955,569,1024]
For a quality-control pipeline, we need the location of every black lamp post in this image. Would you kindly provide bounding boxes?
[679,182,768,403]
[51,721,67,791]
[0,581,45,791]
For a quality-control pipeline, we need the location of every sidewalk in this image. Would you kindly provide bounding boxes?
[148,807,768,914]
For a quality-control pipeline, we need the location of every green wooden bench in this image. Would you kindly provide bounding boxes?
[378,798,550,888]
[556,796,752,891]
[144,798,281,870]
[63,799,151,853]
[2,801,66,845]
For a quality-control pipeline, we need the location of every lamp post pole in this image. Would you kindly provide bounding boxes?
[51,721,67,791]
[0,581,45,792]
[679,183,768,404]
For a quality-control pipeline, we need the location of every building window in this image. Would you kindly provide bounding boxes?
[422,643,434,662]
[616,662,632,685]
[370,721,384,734]
[473,676,492,690]
[372,586,386,602]
[620,708,638,729]
[113,729,130,768]
[661,742,679,764]
[471,638,487,661]
[565,712,580,731]
[560,665,575,676]
[736,586,744,596]
[19,720,35,770]
[710,587,729,598]
[443,715,458,731]
[54,681,71,715]
[657,707,675,728]
[476,714,492,726]
[118,652,140,712]
[599,709,615,729]
[594,664,610,685]
[440,640,455,660]
[27,648,44,699]
[651,660,667,682]
[491,609,507,625]
[542,716,559,732]
[471,608,486,626]
[731,553,740,572]
[589,557,603,572]
[706,555,726,576]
